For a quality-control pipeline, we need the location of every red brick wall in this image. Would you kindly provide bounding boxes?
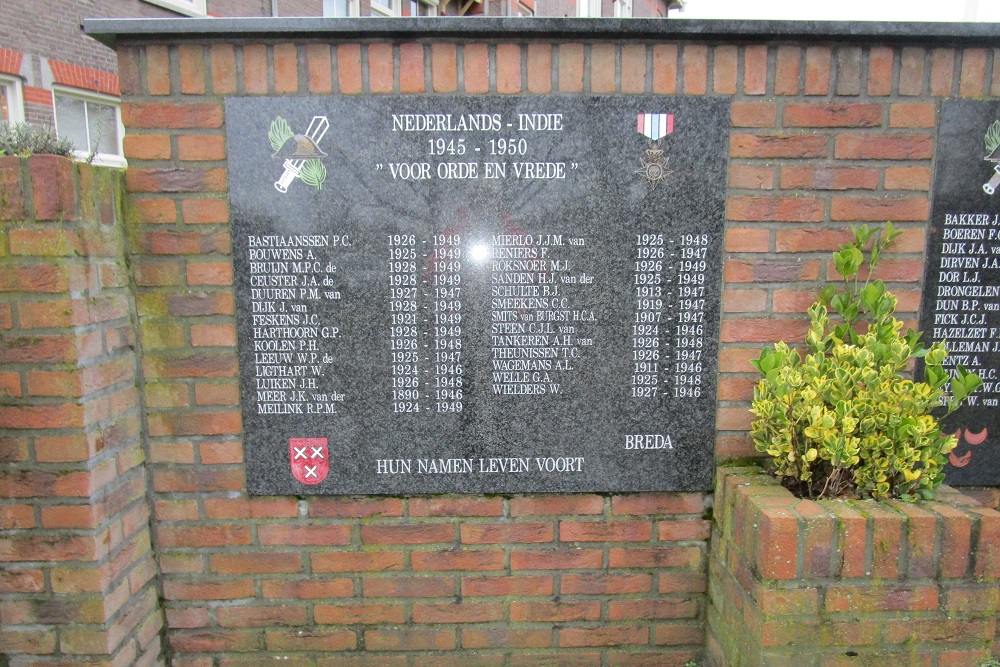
[0,157,162,666]
[710,467,1000,666]
[13,34,992,666]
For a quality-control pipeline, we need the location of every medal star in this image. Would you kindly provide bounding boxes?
[636,146,671,189]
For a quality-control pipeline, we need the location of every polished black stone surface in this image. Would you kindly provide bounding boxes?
[918,99,1000,486]
[85,17,1000,47]
[229,95,727,495]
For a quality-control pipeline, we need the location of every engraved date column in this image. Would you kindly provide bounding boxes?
[672,233,708,399]
[631,234,666,398]
[388,234,421,413]
[430,233,464,414]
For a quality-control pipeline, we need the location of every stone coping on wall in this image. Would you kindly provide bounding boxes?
[85,16,1000,46]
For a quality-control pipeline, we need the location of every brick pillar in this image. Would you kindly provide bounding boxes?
[0,155,163,667]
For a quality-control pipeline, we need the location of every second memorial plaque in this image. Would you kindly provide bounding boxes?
[227,96,728,495]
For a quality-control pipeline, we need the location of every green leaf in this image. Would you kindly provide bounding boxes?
[986,119,1000,154]
[861,281,884,312]
[834,246,863,279]
[955,365,984,397]
[269,116,295,153]
[300,159,327,190]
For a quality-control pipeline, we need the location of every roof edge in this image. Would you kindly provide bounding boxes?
[84,16,1000,48]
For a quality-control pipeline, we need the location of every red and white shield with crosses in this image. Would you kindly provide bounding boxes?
[289,438,328,485]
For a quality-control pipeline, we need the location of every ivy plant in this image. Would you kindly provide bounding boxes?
[749,224,982,501]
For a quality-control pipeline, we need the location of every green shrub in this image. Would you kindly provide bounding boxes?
[750,224,981,502]
[0,121,74,157]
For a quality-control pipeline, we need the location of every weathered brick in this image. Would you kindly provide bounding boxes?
[560,521,651,542]
[805,46,832,95]
[210,44,237,94]
[432,43,457,93]
[265,628,355,651]
[217,605,307,627]
[731,102,777,128]
[755,507,798,579]
[830,196,928,221]
[123,134,171,160]
[146,45,171,95]
[510,600,600,622]
[867,46,894,95]
[560,626,648,647]
[743,45,767,95]
[243,44,268,94]
[731,134,828,159]
[960,48,988,97]
[683,44,707,95]
[725,227,770,252]
[780,165,878,190]
[365,628,456,651]
[399,42,424,94]
[784,103,882,128]
[306,43,332,93]
[338,44,362,94]
[899,47,925,96]
[311,550,404,573]
[510,494,602,516]
[462,522,554,544]
[834,134,933,160]
[164,579,254,601]
[362,524,453,544]
[258,524,352,546]
[775,45,801,95]
[729,164,774,190]
[309,497,403,518]
[363,576,454,598]
[889,102,936,128]
[273,43,298,94]
[652,44,677,94]
[621,44,646,94]
[590,43,615,94]
[177,135,226,161]
[410,496,503,517]
[411,549,505,571]
[462,628,552,649]
[123,103,223,129]
[464,43,489,93]
[261,578,353,599]
[30,155,77,221]
[461,574,553,597]
[210,552,303,575]
[837,44,865,95]
[727,196,824,222]
[314,603,406,625]
[509,548,603,570]
[413,602,504,623]
[714,45,737,94]
[561,573,652,595]
[930,48,956,96]
[179,44,206,94]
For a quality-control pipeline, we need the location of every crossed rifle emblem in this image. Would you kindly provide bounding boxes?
[292,444,326,479]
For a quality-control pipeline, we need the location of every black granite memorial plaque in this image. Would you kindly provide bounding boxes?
[226,96,728,495]
[919,99,1000,485]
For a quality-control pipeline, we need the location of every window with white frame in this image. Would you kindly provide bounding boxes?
[577,0,601,16]
[53,89,125,167]
[323,0,361,16]
[369,0,402,16]
[613,0,632,17]
[142,0,207,16]
[1,76,25,124]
